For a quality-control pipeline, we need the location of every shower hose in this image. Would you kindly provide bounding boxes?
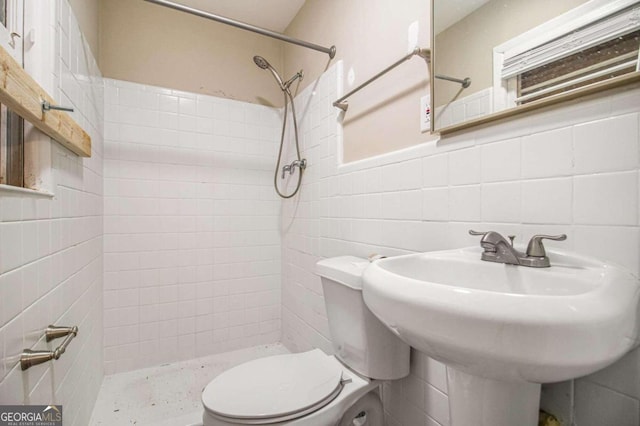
[274,87,305,199]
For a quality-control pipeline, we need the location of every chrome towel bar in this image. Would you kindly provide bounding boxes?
[332,48,472,111]
[333,47,431,112]
[435,74,471,88]
[20,325,79,371]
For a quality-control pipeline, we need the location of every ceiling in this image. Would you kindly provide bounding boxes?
[434,0,491,35]
[172,0,307,32]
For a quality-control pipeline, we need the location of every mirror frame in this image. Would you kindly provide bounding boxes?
[430,1,640,135]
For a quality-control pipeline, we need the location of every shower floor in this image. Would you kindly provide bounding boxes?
[89,343,290,426]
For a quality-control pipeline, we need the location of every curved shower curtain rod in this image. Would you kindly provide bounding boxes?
[144,0,337,58]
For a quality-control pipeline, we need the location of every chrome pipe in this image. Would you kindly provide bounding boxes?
[333,47,431,111]
[144,0,336,58]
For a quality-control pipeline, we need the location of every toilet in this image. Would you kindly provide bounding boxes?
[201,256,410,425]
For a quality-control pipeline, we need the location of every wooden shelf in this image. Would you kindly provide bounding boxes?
[0,45,91,157]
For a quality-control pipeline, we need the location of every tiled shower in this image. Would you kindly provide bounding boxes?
[1,1,640,425]
[102,80,282,373]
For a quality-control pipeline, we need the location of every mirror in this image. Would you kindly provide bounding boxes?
[432,0,640,133]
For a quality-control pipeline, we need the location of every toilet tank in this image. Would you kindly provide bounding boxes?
[316,256,410,380]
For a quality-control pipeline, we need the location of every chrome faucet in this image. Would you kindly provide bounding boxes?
[281,159,307,179]
[469,230,566,268]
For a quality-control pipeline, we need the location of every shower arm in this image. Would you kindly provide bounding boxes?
[144,0,336,58]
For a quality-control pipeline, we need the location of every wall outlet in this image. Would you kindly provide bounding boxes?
[420,95,431,133]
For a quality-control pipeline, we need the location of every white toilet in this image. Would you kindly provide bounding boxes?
[201,256,410,425]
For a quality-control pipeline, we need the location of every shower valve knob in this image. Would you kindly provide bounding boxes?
[282,164,292,179]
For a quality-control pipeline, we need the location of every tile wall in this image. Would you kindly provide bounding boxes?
[281,62,640,426]
[0,1,104,425]
[102,80,283,374]
[435,87,493,129]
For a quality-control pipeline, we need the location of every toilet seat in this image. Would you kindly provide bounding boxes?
[202,350,347,424]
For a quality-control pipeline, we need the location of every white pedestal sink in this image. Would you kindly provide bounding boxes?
[362,247,640,426]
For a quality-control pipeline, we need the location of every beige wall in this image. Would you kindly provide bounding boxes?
[68,0,100,59]
[97,0,438,161]
[98,0,283,105]
[284,0,435,162]
[434,0,588,107]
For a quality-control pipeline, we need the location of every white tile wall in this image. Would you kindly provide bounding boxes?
[0,1,104,425]
[281,62,640,425]
[435,87,493,129]
[102,79,283,374]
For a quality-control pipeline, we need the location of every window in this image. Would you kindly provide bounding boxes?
[493,0,640,110]
[0,0,27,189]
[0,1,6,27]
[0,105,24,186]
[517,30,640,104]
[0,0,22,62]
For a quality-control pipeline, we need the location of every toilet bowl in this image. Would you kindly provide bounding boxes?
[200,256,410,426]
[202,350,382,425]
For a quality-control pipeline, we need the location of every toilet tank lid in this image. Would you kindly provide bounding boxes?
[316,256,369,290]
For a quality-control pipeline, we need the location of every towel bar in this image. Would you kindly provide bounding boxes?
[20,325,79,371]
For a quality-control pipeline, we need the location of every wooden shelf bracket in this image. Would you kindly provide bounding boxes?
[0,45,91,157]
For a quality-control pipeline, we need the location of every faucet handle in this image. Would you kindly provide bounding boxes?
[469,230,498,253]
[526,234,567,257]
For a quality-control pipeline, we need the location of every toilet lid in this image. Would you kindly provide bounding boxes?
[202,350,345,423]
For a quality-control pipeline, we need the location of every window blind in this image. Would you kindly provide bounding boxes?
[501,4,640,79]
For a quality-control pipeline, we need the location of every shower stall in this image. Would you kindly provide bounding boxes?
[144,0,338,198]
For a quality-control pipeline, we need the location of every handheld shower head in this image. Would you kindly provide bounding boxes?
[253,55,285,90]
[254,55,303,92]
[253,55,270,70]
[253,55,306,199]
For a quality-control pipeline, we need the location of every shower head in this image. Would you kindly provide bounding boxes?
[253,55,303,92]
[253,55,270,70]
[253,55,285,90]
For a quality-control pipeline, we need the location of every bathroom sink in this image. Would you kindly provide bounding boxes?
[362,246,640,426]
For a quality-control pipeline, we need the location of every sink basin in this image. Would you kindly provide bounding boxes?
[362,246,640,426]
